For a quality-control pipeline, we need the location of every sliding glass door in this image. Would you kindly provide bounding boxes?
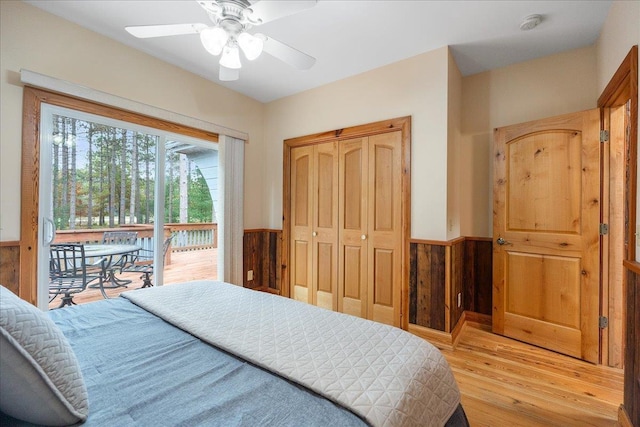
[38,104,220,309]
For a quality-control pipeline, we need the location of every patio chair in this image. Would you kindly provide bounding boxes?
[102,231,139,245]
[122,235,174,288]
[49,243,105,308]
[100,231,139,287]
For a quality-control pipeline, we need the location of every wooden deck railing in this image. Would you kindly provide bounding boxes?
[167,223,218,252]
[53,223,218,265]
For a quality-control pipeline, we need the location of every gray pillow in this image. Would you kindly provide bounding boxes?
[0,286,89,425]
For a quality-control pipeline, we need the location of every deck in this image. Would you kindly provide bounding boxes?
[49,248,218,309]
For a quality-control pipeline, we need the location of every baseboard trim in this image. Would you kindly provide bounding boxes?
[618,405,633,427]
[246,285,281,295]
[451,311,468,347]
[462,311,492,328]
[408,324,454,350]
[410,311,492,350]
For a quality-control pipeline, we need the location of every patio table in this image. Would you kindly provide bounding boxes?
[84,244,141,298]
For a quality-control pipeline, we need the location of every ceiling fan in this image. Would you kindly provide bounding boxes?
[125,0,317,81]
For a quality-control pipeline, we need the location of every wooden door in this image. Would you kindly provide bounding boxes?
[290,143,338,307]
[367,132,403,326]
[290,146,314,304]
[493,109,600,363]
[338,133,402,326]
[312,142,339,310]
[338,137,368,318]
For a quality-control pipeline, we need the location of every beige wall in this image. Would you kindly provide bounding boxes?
[447,49,462,240]
[0,1,265,241]
[459,46,599,237]
[263,47,450,240]
[597,0,640,260]
[263,44,600,241]
[596,0,640,93]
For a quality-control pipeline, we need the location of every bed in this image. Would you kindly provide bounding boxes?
[0,281,469,427]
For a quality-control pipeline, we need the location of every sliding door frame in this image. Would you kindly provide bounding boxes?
[20,86,221,305]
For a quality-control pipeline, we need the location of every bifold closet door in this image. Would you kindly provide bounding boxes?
[338,132,402,326]
[289,143,338,309]
[338,138,369,318]
[367,132,402,326]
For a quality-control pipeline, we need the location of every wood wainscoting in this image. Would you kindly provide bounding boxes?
[409,241,447,330]
[409,237,493,335]
[243,229,282,293]
[0,241,20,296]
[243,231,492,327]
[243,230,493,344]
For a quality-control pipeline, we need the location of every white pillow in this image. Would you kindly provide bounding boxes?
[0,286,89,426]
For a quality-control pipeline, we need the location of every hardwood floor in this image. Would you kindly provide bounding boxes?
[441,319,624,427]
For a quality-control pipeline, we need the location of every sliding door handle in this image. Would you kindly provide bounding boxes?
[43,217,56,246]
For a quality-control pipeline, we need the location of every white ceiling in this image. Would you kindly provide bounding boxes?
[24,0,612,103]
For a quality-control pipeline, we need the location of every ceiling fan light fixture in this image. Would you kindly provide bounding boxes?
[220,45,242,69]
[238,32,264,60]
[219,65,239,81]
[200,26,228,55]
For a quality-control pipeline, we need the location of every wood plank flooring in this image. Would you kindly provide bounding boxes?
[441,320,624,427]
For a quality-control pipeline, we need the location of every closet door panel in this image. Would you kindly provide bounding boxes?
[368,132,402,326]
[292,241,310,302]
[290,146,314,304]
[371,248,395,325]
[338,138,368,318]
[315,242,335,309]
[313,142,338,310]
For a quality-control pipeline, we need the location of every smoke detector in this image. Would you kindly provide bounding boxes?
[520,14,542,31]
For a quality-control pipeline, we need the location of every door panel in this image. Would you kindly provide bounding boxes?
[506,253,581,328]
[293,241,310,302]
[339,138,368,318]
[373,248,394,306]
[343,246,363,299]
[493,109,600,363]
[368,132,402,326]
[507,131,581,233]
[293,153,311,228]
[373,145,394,230]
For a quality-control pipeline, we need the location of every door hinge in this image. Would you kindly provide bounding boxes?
[600,223,609,235]
[600,129,609,143]
[599,316,608,329]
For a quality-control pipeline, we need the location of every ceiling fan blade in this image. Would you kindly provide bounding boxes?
[219,66,240,81]
[261,35,315,70]
[249,0,317,25]
[125,23,208,38]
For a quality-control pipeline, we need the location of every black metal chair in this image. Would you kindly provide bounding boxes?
[122,235,174,288]
[100,231,139,287]
[49,244,105,308]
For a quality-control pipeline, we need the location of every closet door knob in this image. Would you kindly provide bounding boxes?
[361,234,367,240]
[312,231,318,237]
